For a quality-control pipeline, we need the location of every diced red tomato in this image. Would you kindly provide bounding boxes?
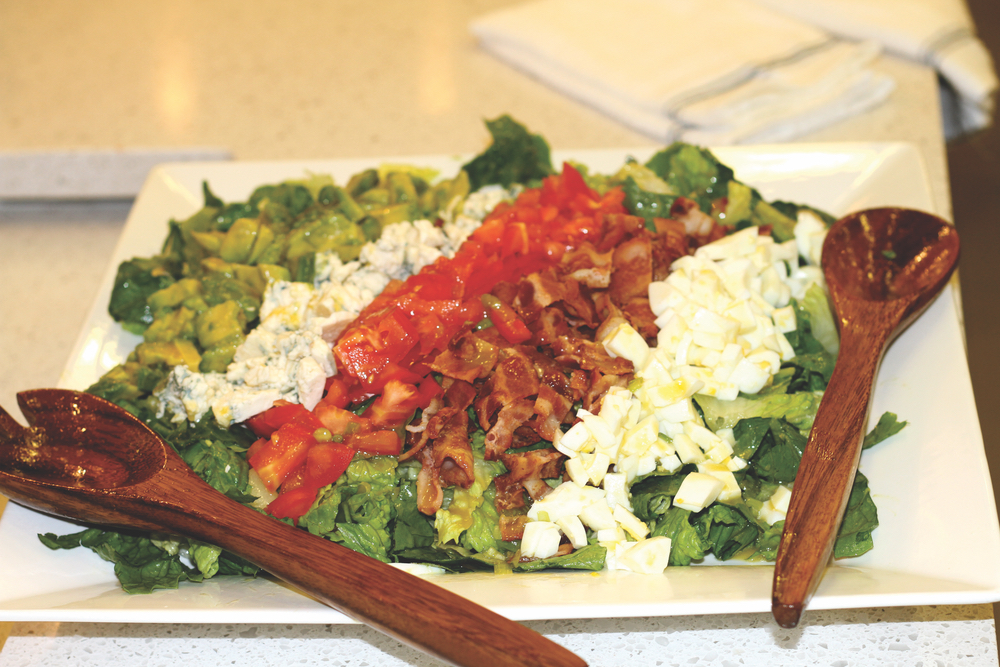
[314,402,371,436]
[248,422,317,492]
[247,438,268,462]
[322,377,351,409]
[265,443,355,523]
[365,379,423,428]
[277,463,310,493]
[246,400,323,438]
[266,486,320,522]
[304,443,355,487]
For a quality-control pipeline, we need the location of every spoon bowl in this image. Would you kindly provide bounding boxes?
[823,207,960,305]
[771,208,959,628]
[0,389,586,667]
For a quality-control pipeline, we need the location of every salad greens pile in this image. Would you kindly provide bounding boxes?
[41,115,906,593]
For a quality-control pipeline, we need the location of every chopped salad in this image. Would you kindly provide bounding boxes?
[41,116,905,592]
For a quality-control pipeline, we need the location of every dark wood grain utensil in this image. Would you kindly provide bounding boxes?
[0,389,586,667]
[771,207,960,628]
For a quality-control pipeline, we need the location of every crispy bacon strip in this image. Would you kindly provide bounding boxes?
[495,475,527,511]
[415,407,475,515]
[530,383,573,441]
[433,408,475,490]
[428,334,499,382]
[651,217,692,280]
[499,448,564,501]
[596,213,646,252]
[499,514,529,541]
[622,297,659,341]
[582,372,629,412]
[609,233,652,304]
[475,348,540,430]
[484,398,535,460]
[530,307,570,347]
[551,336,634,375]
[562,243,613,288]
[416,446,444,515]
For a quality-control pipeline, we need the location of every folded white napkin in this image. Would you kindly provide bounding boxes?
[752,0,997,137]
[471,0,896,145]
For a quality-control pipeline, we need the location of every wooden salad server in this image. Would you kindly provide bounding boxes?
[771,208,960,628]
[0,389,586,667]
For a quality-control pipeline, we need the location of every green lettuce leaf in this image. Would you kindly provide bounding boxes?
[799,282,839,356]
[694,504,762,561]
[513,543,606,573]
[39,529,203,594]
[108,257,179,334]
[620,176,677,228]
[833,471,879,558]
[461,115,553,190]
[644,143,733,212]
[863,412,908,450]
[733,418,805,484]
[697,391,822,434]
[651,506,707,566]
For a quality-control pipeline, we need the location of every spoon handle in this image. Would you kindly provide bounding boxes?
[771,305,903,628]
[143,465,584,667]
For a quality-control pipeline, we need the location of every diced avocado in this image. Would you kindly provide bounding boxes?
[358,216,381,242]
[200,257,236,278]
[369,202,417,227]
[182,294,209,315]
[85,363,144,403]
[135,340,202,370]
[346,168,379,198]
[201,274,261,323]
[333,186,366,222]
[386,171,419,204]
[246,223,276,265]
[147,278,202,312]
[357,187,390,207]
[190,230,225,255]
[612,160,674,194]
[253,231,286,265]
[232,264,267,294]
[219,217,261,264]
[420,170,471,217]
[199,338,243,373]
[258,200,293,232]
[248,183,313,217]
[286,212,368,264]
[144,306,198,342]
[196,300,248,350]
[292,252,316,283]
[161,206,218,268]
[257,263,291,286]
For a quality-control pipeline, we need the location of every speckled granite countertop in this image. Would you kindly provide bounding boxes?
[0,1,994,665]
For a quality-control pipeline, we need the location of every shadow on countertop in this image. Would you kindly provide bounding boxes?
[947,0,1000,642]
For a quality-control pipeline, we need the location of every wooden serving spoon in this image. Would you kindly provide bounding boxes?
[771,207,960,628]
[0,389,586,667]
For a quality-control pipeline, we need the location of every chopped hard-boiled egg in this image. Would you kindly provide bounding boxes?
[520,521,562,559]
[617,536,673,574]
[759,485,794,525]
[673,472,725,511]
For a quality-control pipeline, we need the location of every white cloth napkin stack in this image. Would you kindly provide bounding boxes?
[752,0,998,137]
[471,0,996,144]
